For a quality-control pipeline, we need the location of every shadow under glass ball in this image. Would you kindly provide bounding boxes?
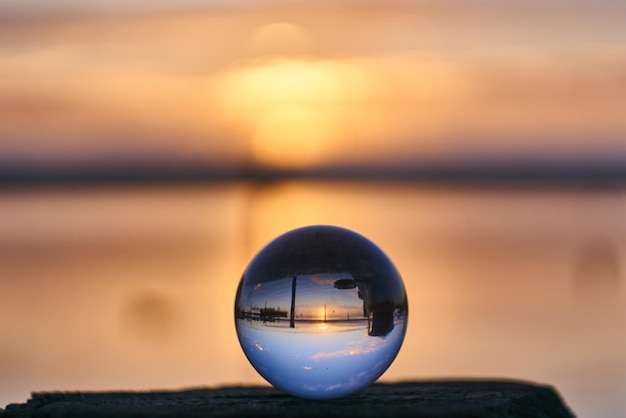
[234,225,408,400]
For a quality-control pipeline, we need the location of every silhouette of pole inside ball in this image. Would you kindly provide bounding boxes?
[234,225,408,399]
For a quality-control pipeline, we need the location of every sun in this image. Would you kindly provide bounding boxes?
[250,106,328,167]
[213,36,375,168]
[319,304,329,321]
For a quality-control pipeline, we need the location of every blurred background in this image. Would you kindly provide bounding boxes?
[0,0,625,416]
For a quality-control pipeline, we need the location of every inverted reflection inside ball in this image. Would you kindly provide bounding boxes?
[234,225,408,399]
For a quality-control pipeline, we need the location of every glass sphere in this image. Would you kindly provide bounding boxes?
[234,225,408,399]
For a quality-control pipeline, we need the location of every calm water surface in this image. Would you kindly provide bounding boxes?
[0,181,624,416]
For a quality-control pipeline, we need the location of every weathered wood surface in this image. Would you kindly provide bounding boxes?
[1,380,577,418]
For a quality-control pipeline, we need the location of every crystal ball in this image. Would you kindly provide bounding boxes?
[234,225,408,399]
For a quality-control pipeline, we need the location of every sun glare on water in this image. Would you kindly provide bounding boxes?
[316,322,330,332]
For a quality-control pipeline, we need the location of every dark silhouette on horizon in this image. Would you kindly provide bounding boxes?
[1,158,624,189]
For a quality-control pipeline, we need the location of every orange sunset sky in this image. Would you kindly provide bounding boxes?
[1,4,625,415]
[1,0,625,171]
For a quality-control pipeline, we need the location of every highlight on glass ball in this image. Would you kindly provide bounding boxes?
[234,225,408,400]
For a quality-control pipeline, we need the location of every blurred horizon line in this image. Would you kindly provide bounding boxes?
[1,159,624,189]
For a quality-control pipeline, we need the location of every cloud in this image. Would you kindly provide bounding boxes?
[311,336,388,360]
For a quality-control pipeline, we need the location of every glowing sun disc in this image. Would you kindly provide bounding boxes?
[251,106,329,168]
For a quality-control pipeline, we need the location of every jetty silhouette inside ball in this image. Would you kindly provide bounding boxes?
[234,225,408,399]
